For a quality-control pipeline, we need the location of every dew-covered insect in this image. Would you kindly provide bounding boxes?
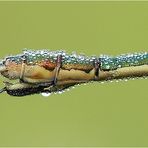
[0,49,148,96]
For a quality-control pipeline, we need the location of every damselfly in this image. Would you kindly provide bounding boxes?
[0,49,148,96]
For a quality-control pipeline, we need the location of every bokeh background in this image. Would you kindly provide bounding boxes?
[0,1,148,146]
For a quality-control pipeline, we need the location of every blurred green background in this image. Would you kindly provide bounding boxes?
[0,1,148,146]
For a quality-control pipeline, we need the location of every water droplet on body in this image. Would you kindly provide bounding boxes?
[58,91,63,94]
[41,92,51,97]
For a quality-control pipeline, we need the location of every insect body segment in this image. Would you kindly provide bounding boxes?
[0,49,148,96]
[100,52,148,70]
[0,50,99,96]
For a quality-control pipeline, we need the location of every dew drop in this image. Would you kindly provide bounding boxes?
[58,91,63,94]
[41,92,51,97]
[118,78,121,81]
[143,76,147,79]
[106,65,110,69]
[118,65,121,68]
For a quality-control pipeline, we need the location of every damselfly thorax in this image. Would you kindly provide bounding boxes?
[0,49,148,96]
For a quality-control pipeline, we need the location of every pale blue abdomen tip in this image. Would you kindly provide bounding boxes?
[100,52,148,70]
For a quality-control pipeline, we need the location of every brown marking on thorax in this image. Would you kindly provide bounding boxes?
[38,61,56,70]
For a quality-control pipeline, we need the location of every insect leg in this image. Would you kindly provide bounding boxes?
[20,55,26,83]
[53,54,62,85]
[42,55,62,92]
[93,58,100,80]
